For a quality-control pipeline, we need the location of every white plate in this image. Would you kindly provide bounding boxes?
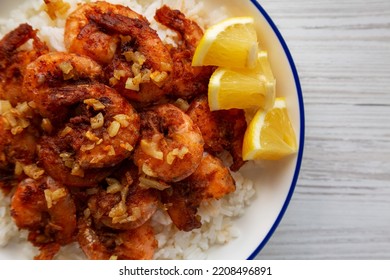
[0,0,304,260]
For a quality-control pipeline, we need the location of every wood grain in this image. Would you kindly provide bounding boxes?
[255,0,390,259]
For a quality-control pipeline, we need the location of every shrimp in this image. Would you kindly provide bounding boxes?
[0,23,49,106]
[65,2,173,104]
[87,163,159,230]
[0,109,39,171]
[34,243,62,260]
[77,217,157,260]
[0,117,26,194]
[48,84,140,168]
[0,117,13,170]
[64,1,146,65]
[38,84,140,186]
[22,52,103,122]
[187,95,247,171]
[10,176,77,258]
[0,170,17,195]
[162,153,236,231]
[38,136,114,188]
[133,103,204,182]
[1,128,38,167]
[23,52,140,170]
[154,5,215,99]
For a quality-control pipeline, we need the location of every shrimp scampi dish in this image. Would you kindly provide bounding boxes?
[0,1,253,260]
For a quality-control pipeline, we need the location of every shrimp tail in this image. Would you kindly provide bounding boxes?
[87,12,148,35]
[155,5,203,51]
[0,24,34,59]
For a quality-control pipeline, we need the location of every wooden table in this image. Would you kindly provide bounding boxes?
[254,0,390,259]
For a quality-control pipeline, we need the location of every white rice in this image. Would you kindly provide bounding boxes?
[0,192,19,247]
[0,0,255,260]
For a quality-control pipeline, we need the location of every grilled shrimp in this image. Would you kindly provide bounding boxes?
[22,52,103,122]
[38,83,140,186]
[65,2,173,104]
[34,243,62,260]
[10,176,77,258]
[155,5,214,99]
[162,153,236,231]
[77,218,157,260]
[38,136,114,188]
[0,105,39,171]
[64,1,146,65]
[0,117,15,170]
[87,163,159,230]
[187,95,247,171]
[134,104,204,182]
[0,23,49,106]
[0,127,38,168]
[49,84,140,169]
[0,169,17,195]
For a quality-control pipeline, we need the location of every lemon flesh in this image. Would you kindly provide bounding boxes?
[208,51,275,111]
[208,68,268,111]
[192,17,258,69]
[242,98,297,160]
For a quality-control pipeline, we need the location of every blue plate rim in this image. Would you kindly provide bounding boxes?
[246,0,305,260]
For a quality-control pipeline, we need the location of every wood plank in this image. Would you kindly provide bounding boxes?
[255,0,390,259]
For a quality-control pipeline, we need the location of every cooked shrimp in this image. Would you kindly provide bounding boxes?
[0,113,39,171]
[10,176,77,255]
[134,103,204,182]
[0,23,49,106]
[64,1,146,65]
[64,2,173,104]
[77,218,157,260]
[38,84,140,186]
[113,223,157,260]
[191,154,236,200]
[155,5,214,99]
[0,117,13,170]
[1,129,38,166]
[38,136,114,188]
[87,163,159,230]
[86,10,173,104]
[22,52,103,121]
[47,84,140,169]
[0,170,17,195]
[162,153,236,231]
[34,243,62,260]
[187,95,247,171]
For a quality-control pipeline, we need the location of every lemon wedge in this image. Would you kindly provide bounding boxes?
[242,50,275,82]
[208,51,275,111]
[242,97,297,160]
[192,17,258,69]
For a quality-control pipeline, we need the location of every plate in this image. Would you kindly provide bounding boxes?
[0,0,304,260]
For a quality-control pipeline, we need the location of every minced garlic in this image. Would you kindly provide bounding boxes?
[23,164,45,180]
[140,134,163,160]
[83,98,106,111]
[166,146,189,165]
[85,130,100,142]
[108,121,121,137]
[113,114,130,128]
[90,112,104,129]
[150,71,168,87]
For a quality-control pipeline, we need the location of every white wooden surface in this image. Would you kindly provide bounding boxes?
[254,0,390,259]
